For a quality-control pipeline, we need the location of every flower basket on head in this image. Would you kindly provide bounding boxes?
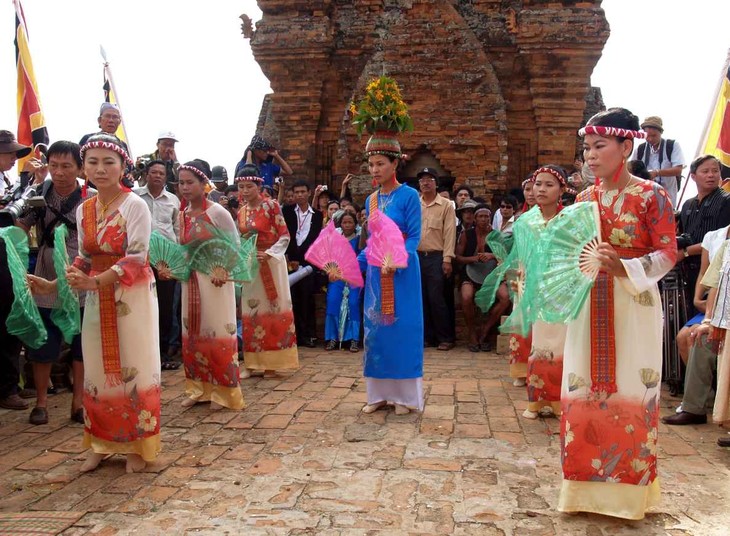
[350,75,414,137]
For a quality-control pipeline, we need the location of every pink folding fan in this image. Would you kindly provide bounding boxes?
[305,221,364,287]
[366,209,409,271]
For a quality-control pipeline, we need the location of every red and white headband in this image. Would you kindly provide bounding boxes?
[234,175,264,184]
[179,164,209,182]
[578,125,646,139]
[531,167,567,187]
[80,140,134,167]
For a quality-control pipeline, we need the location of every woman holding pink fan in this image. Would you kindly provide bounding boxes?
[348,76,422,415]
[323,211,363,352]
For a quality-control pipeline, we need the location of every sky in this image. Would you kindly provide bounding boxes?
[0,0,728,204]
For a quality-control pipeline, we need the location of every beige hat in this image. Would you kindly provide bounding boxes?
[641,116,664,132]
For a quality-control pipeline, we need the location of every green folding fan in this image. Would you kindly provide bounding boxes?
[51,224,81,343]
[486,230,513,263]
[149,231,191,281]
[230,232,259,283]
[529,201,602,324]
[0,228,47,349]
[497,207,546,336]
[189,227,244,283]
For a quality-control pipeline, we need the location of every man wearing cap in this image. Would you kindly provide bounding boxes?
[79,103,129,150]
[135,131,180,192]
[632,116,685,207]
[417,167,456,351]
[234,135,292,189]
[208,166,229,204]
[0,130,44,198]
[0,130,31,410]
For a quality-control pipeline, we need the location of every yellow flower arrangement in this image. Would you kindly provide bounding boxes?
[350,75,414,135]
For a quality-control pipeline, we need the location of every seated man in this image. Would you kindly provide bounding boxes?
[664,224,729,425]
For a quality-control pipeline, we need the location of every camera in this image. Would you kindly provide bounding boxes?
[321,185,328,191]
[227,196,240,209]
[135,156,151,171]
[0,184,47,227]
[274,176,283,185]
[676,233,693,250]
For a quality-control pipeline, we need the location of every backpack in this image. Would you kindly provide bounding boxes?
[637,139,680,189]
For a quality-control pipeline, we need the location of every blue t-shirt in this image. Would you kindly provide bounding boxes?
[234,157,280,188]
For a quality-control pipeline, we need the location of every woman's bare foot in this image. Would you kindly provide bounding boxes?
[240,367,252,379]
[80,452,106,473]
[181,397,197,408]
[210,401,223,411]
[126,453,146,474]
[362,401,387,414]
[263,370,279,379]
[394,404,410,415]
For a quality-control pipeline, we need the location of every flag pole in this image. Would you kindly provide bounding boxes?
[696,48,730,158]
[100,45,133,159]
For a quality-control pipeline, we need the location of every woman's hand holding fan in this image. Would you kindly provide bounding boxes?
[149,231,190,281]
[365,209,408,274]
[305,221,364,287]
[530,201,602,324]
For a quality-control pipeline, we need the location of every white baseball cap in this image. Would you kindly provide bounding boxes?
[157,130,178,142]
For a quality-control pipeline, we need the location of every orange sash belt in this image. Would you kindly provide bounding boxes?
[82,198,125,387]
[369,194,395,320]
[259,253,278,303]
[590,246,651,394]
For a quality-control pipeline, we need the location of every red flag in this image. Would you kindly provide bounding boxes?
[14,0,48,164]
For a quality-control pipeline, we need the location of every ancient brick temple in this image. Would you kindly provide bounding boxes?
[243,1,609,200]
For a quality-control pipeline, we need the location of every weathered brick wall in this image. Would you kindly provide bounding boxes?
[246,0,609,201]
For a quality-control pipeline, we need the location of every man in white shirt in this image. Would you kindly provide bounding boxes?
[134,159,181,367]
[631,115,685,207]
[282,180,323,348]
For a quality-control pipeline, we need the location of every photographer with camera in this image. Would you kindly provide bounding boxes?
[16,141,90,424]
[234,135,292,189]
[677,155,730,317]
[133,131,180,192]
[0,130,32,410]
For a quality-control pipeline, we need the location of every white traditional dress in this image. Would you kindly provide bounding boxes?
[559,180,676,520]
[181,202,245,409]
[73,194,161,462]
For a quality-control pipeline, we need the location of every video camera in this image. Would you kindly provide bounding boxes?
[0,183,46,228]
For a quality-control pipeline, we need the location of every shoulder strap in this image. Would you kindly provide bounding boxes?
[637,143,646,164]
[666,139,675,164]
[38,186,82,248]
[657,139,665,168]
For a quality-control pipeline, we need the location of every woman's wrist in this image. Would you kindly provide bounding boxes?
[701,318,712,325]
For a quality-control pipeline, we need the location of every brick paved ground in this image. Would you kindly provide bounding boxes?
[0,348,728,535]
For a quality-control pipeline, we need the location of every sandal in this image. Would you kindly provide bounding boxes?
[325,340,337,351]
[161,360,181,371]
[468,344,480,353]
[349,341,359,353]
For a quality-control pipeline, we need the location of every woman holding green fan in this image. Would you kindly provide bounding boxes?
[176,160,245,411]
[30,134,161,474]
[237,164,298,378]
[558,108,676,519]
